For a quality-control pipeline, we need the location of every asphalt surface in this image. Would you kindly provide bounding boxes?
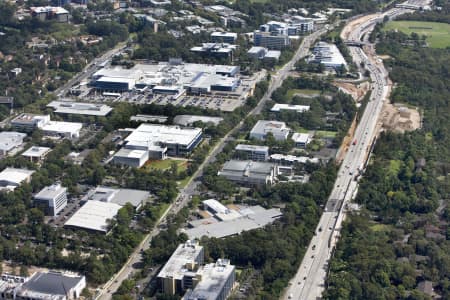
[94,27,330,300]
[282,4,424,300]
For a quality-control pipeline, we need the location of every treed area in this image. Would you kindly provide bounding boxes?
[324,10,450,300]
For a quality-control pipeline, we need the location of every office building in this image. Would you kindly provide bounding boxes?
[270,154,319,165]
[253,31,290,50]
[83,186,149,209]
[0,271,86,300]
[34,183,68,216]
[218,160,277,185]
[289,16,314,32]
[235,144,269,161]
[157,240,205,295]
[47,101,113,116]
[92,62,240,94]
[247,47,281,61]
[64,200,122,233]
[0,168,34,191]
[174,115,223,127]
[291,132,311,148]
[183,259,235,300]
[270,103,310,113]
[123,124,202,157]
[113,148,149,168]
[310,42,347,70]
[186,203,282,239]
[211,32,238,43]
[11,113,82,139]
[21,146,52,162]
[0,131,26,156]
[30,6,70,22]
[190,43,237,59]
[249,120,290,141]
[11,114,50,132]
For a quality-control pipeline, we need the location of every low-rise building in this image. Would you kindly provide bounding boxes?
[0,271,86,300]
[309,41,347,70]
[30,6,70,22]
[247,47,281,61]
[211,32,238,43]
[113,148,149,168]
[83,186,149,209]
[218,160,277,185]
[21,146,52,162]
[173,115,223,127]
[11,113,82,139]
[291,132,311,148]
[123,124,202,157]
[0,131,26,156]
[235,144,269,161]
[190,43,237,59]
[249,120,290,141]
[47,101,113,116]
[0,168,34,191]
[270,154,319,165]
[64,200,122,233]
[34,183,68,216]
[270,103,310,113]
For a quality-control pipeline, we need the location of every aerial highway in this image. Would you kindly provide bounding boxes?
[282,3,424,299]
[95,26,331,300]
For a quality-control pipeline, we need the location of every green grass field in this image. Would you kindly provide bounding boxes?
[287,89,321,99]
[315,130,337,138]
[144,159,188,173]
[383,21,450,48]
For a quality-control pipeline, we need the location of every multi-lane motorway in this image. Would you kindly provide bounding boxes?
[282,3,424,299]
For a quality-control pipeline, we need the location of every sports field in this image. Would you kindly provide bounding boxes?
[383,21,450,48]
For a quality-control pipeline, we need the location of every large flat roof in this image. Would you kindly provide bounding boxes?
[173,115,223,126]
[250,120,289,135]
[0,132,26,152]
[113,148,148,160]
[125,123,201,147]
[157,241,203,280]
[0,168,34,185]
[34,184,66,200]
[21,146,52,158]
[64,200,122,233]
[185,205,282,239]
[271,103,310,112]
[85,186,149,207]
[235,144,269,152]
[21,271,84,298]
[184,260,235,300]
[41,121,82,134]
[47,101,113,116]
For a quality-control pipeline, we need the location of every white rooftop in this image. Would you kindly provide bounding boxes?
[47,101,113,116]
[21,146,52,158]
[0,168,34,190]
[34,183,66,200]
[64,200,122,233]
[311,41,347,68]
[125,123,201,148]
[114,148,148,159]
[270,154,319,164]
[173,115,223,126]
[41,121,82,135]
[271,103,310,112]
[291,132,311,144]
[157,241,203,280]
[0,132,26,152]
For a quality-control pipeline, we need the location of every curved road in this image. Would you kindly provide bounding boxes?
[282,3,423,300]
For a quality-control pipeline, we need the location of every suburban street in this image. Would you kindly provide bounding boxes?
[95,26,330,300]
[282,3,423,300]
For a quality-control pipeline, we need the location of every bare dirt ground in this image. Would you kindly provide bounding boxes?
[333,81,371,101]
[380,102,421,133]
[335,117,358,164]
[2,262,48,276]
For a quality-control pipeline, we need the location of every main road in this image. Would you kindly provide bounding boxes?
[282,3,421,300]
[95,26,331,300]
